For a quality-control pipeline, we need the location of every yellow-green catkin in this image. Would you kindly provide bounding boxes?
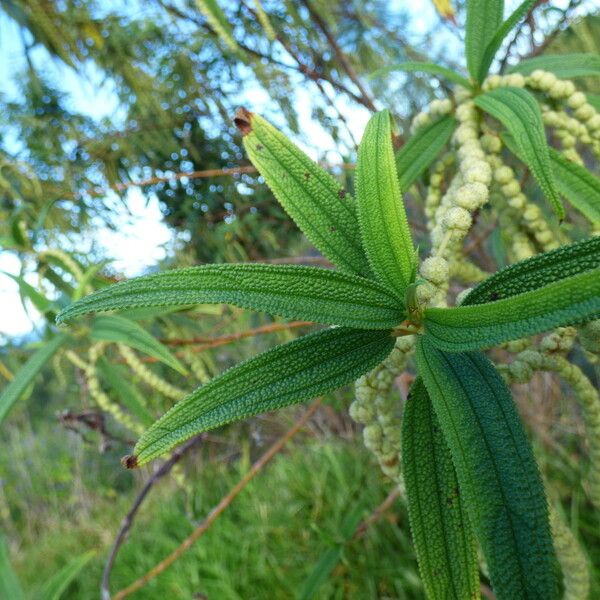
[195,0,240,54]
[38,248,84,281]
[118,343,185,401]
[182,348,210,384]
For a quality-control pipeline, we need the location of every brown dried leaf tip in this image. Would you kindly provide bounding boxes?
[121,454,139,469]
[234,107,254,136]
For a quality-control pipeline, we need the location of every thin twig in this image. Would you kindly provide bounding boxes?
[352,487,402,539]
[112,399,321,599]
[101,433,206,600]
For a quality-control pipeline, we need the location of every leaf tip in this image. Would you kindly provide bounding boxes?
[121,454,139,469]
[234,107,254,136]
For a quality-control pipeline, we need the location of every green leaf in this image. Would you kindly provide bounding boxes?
[475,87,564,218]
[424,268,600,351]
[463,236,600,305]
[90,315,187,374]
[508,53,600,78]
[587,94,600,111]
[1,271,53,314]
[298,546,344,600]
[130,327,395,466]
[72,262,109,301]
[356,110,416,297]
[465,0,505,81]
[478,0,537,82]
[371,62,471,89]
[416,338,559,600]
[0,334,67,425]
[96,358,154,425]
[34,550,95,600]
[402,377,479,600]
[57,264,404,330]
[236,109,371,276]
[0,535,23,600]
[396,116,457,191]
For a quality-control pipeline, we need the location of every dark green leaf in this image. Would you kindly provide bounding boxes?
[298,546,344,600]
[508,53,600,78]
[416,338,559,600]
[57,264,404,330]
[130,327,395,465]
[402,377,479,600]
[466,0,505,81]
[356,110,416,297]
[371,62,471,89]
[475,87,564,218]
[236,109,371,276]
[424,268,600,350]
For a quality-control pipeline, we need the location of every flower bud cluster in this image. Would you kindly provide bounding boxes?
[482,73,526,91]
[425,153,455,229]
[410,98,453,133]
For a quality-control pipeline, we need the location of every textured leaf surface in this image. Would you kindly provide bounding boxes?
[0,334,67,425]
[416,338,559,600]
[356,110,416,297]
[463,236,600,305]
[236,109,370,276]
[477,0,537,82]
[508,53,600,78]
[465,0,505,81]
[402,377,479,600]
[57,264,404,329]
[131,327,395,465]
[34,551,95,600]
[425,268,600,350]
[475,87,564,218]
[371,62,471,88]
[396,116,457,191]
[91,315,187,374]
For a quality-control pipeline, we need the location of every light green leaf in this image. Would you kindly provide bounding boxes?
[1,271,53,314]
[0,334,67,425]
[508,53,600,78]
[298,546,344,600]
[356,110,416,297]
[0,535,23,600]
[402,377,479,600]
[424,268,600,351]
[90,315,187,374]
[477,0,537,82]
[57,264,404,330]
[72,262,109,301]
[130,327,395,466]
[465,0,505,81]
[34,550,95,600]
[475,87,564,218]
[396,116,457,191]
[463,236,600,305]
[371,62,471,89]
[236,109,371,276]
[195,0,239,53]
[416,338,559,600]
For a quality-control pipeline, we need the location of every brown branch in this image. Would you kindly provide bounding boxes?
[112,399,322,599]
[101,433,206,600]
[352,487,402,539]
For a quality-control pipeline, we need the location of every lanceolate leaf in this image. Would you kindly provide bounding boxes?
[371,62,471,89]
[402,377,479,600]
[465,0,505,81]
[235,109,371,277]
[90,315,188,374]
[129,327,395,466]
[425,268,600,351]
[396,116,457,191]
[57,264,404,330]
[0,334,67,425]
[1,271,53,315]
[508,53,600,78]
[475,87,564,218]
[477,0,537,82]
[34,550,95,600]
[416,338,559,600]
[463,236,600,305]
[356,110,416,297]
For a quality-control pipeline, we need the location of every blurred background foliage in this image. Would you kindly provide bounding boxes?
[1,1,600,598]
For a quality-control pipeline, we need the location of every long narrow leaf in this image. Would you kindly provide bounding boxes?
[57,264,404,330]
[416,338,559,600]
[0,334,67,425]
[1,271,53,314]
[34,551,95,600]
[465,0,505,81]
[463,236,600,305]
[396,116,457,191]
[371,62,471,89]
[0,535,23,600]
[475,87,564,218]
[424,268,600,351]
[508,53,600,78]
[128,327,395,466]
[402,377,479,600]
[91,315,187,374]
[356,110,416,297]
[235,109,371,276]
